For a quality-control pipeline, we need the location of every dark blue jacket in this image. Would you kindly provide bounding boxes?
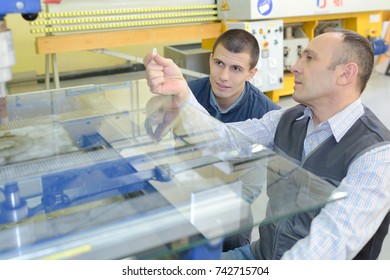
[188,77,280,123]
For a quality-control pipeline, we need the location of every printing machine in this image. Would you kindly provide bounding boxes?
[0,80,347,259]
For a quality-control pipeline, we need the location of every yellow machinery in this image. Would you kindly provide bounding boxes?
[6,1,390,98]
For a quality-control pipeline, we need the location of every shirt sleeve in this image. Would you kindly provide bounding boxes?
[178,88,287,158]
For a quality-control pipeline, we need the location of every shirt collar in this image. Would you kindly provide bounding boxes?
[299,98,364,142]
[210,87,246,114]
[328,98,364,142]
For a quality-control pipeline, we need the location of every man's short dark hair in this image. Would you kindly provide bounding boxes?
[319,27,374,93]
[213,29,260,69]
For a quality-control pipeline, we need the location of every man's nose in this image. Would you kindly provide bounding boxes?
[290,61,301,75]
[219,67,229,80]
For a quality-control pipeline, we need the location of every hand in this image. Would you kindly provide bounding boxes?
[143,51,189,104]
[144,95,180,142]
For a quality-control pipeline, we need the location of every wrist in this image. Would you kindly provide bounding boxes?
[174,82,190,105]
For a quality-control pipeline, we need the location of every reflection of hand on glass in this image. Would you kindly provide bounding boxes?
[144,95,179,142]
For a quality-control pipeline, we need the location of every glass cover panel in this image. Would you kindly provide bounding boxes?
[0,80,346,259]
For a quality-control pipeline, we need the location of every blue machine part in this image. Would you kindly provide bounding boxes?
[78,133,110,150]
[0,184,29,224]
[40,158,155,213]
[0,157,160,223]
[0,0,41,18]
[372,39,389,55]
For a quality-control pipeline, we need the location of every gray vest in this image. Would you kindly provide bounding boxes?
[251,104,390,259]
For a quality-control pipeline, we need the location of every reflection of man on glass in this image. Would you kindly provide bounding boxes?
[144,28,390,259]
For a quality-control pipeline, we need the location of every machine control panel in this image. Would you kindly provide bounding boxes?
[228,20,284,92]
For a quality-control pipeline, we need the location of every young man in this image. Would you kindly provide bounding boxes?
[188,29,280,123]
[188,29,279,252]
[144,28,390,259]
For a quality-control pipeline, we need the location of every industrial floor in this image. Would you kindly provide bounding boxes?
[6,69,390,260]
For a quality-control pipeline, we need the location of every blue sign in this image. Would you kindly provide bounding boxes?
[0,0,41,18]
[257,0,273,16]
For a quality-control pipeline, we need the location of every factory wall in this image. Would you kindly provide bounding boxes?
[6,14,170,79]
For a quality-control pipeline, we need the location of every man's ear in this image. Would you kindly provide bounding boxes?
[338,63,358,85]
[247,67,258,81]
